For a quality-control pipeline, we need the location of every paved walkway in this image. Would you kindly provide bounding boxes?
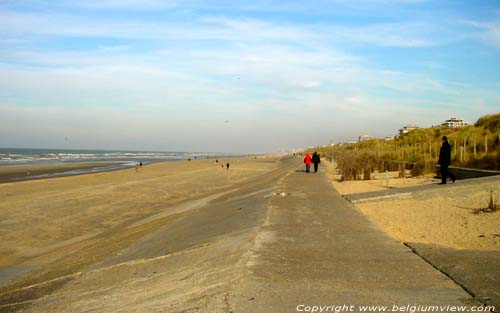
[406,243,499,311]
[228,166,477,311]
[345,175,500,203]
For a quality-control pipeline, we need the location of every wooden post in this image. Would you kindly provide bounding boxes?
[474,137,477,159]
[463,137,467,161]
[429,141,432,159]
[454,139,457,160]
[485,135,488,154]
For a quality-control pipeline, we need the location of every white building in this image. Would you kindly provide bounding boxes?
[358,135,375,142]
[442,117,468,128]
[399,125,418,136]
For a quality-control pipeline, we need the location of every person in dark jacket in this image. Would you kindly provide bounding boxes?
[312,152,321,173]
[438,136,456,184]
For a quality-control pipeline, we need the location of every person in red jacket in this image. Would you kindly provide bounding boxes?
[304,153,312,173]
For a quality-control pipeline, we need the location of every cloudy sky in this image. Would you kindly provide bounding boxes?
[1,0,499,153]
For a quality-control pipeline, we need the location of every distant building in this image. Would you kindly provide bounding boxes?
[399,125,418,136]
[358,135,375,142]
[384,136,396,141]
[442,117,468,128]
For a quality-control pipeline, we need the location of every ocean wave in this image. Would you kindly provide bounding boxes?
[0,148,223,166]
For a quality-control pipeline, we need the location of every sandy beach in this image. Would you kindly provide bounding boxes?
[1,156,484,313]
[323,161,500,251]
[0,156,278,291]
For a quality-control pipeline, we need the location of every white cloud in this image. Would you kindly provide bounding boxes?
[75,0,178,9]
[0,8,448,48]
[326,22,438,47]
[463,19,500,49]
[483,21,500,48]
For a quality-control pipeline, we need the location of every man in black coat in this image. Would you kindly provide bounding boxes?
[312,152,321,173]
[438,136,456,184]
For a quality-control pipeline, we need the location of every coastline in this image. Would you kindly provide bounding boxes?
[0,162,130,184]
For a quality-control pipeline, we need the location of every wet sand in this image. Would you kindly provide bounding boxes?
[0,162,122,183]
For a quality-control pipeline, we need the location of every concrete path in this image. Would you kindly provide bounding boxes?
[227,167,477,311]
[342,173,499,311]
[345,175,500,203]
[406,243,499,311]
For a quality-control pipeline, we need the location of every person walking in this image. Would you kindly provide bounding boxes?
[438,136,456,184]
[312,152,321,173]
[304,153,312,173]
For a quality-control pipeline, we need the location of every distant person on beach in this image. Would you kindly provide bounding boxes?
[438,136,456,184]
[226,163,230,170]
[304,153,312,173]
[312,152,321,173]
[139,162,143,167]
[221,164,224,169]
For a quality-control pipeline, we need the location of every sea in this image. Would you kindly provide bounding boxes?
[0,148,224,180]
[0,148,219,165]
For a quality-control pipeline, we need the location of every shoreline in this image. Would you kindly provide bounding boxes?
[0,162,132,184]
[0,155,246,184]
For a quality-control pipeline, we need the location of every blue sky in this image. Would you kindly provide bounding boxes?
[1,0,499,153]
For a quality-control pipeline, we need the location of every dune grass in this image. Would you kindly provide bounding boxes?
[308,113,500,180]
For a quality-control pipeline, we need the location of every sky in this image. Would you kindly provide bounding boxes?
[1,0,500,153]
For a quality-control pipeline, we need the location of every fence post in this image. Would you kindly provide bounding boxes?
[485,134,488,154]
[463,137,467,161]
[454,139,457,160]
[474,137,477,159]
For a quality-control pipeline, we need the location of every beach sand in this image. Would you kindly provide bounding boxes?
[0,156,278,290]
[355,189,500,251]
[323,160,437,195]
[323,161,500,251]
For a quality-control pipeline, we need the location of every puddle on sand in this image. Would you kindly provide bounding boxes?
[0,266,34,285]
